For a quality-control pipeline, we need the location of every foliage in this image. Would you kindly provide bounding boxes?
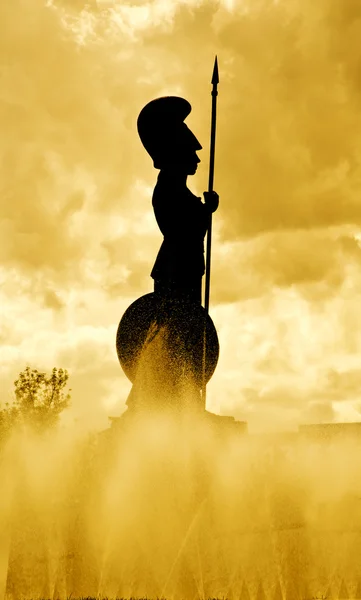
[0,366,71,439]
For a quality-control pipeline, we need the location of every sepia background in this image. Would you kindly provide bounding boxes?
[2,0,361,432]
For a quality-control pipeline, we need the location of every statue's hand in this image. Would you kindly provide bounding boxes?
[203,191,219,213]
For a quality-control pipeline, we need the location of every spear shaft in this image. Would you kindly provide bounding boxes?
[202,56,219,404]
[204,55,219,313]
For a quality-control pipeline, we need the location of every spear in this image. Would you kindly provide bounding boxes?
[202,55,219,405]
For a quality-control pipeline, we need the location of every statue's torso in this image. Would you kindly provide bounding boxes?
[151,176,208,282]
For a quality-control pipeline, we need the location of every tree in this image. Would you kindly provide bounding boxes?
[0,366,71,439]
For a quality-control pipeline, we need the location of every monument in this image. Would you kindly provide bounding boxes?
[116,57,228,419]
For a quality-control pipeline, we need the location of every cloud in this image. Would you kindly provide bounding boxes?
[1,0,160,284]
[2,0,361,431]
[210,228,361,305]
[212,0,361,239]
[300,400,336,425]
[318,367,361,403]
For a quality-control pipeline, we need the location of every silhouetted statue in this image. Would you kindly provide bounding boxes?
[116,96,220,415]
[137,96,219,303]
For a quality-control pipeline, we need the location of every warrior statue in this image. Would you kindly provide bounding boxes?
[137,96,219,304]
[116,74,221,416]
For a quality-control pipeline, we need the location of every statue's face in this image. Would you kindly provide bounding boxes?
[152,121,202,173]
[160,149,200,175]
[184,150,201,175]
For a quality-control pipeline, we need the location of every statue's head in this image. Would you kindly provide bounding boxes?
[137,96,202,174]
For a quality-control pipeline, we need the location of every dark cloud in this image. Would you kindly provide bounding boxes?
[213,0,361,239]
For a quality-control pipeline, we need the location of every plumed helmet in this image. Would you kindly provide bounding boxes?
[137,96,202,169]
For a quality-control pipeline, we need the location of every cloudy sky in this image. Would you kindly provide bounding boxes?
[2,0,361,432]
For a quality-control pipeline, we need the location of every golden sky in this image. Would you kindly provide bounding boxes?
[1,0,361,432]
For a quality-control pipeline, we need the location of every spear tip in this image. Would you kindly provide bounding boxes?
[211,55,219,85]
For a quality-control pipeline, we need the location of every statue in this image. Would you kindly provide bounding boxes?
[116,59,220,415]
[137,96,219,304]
